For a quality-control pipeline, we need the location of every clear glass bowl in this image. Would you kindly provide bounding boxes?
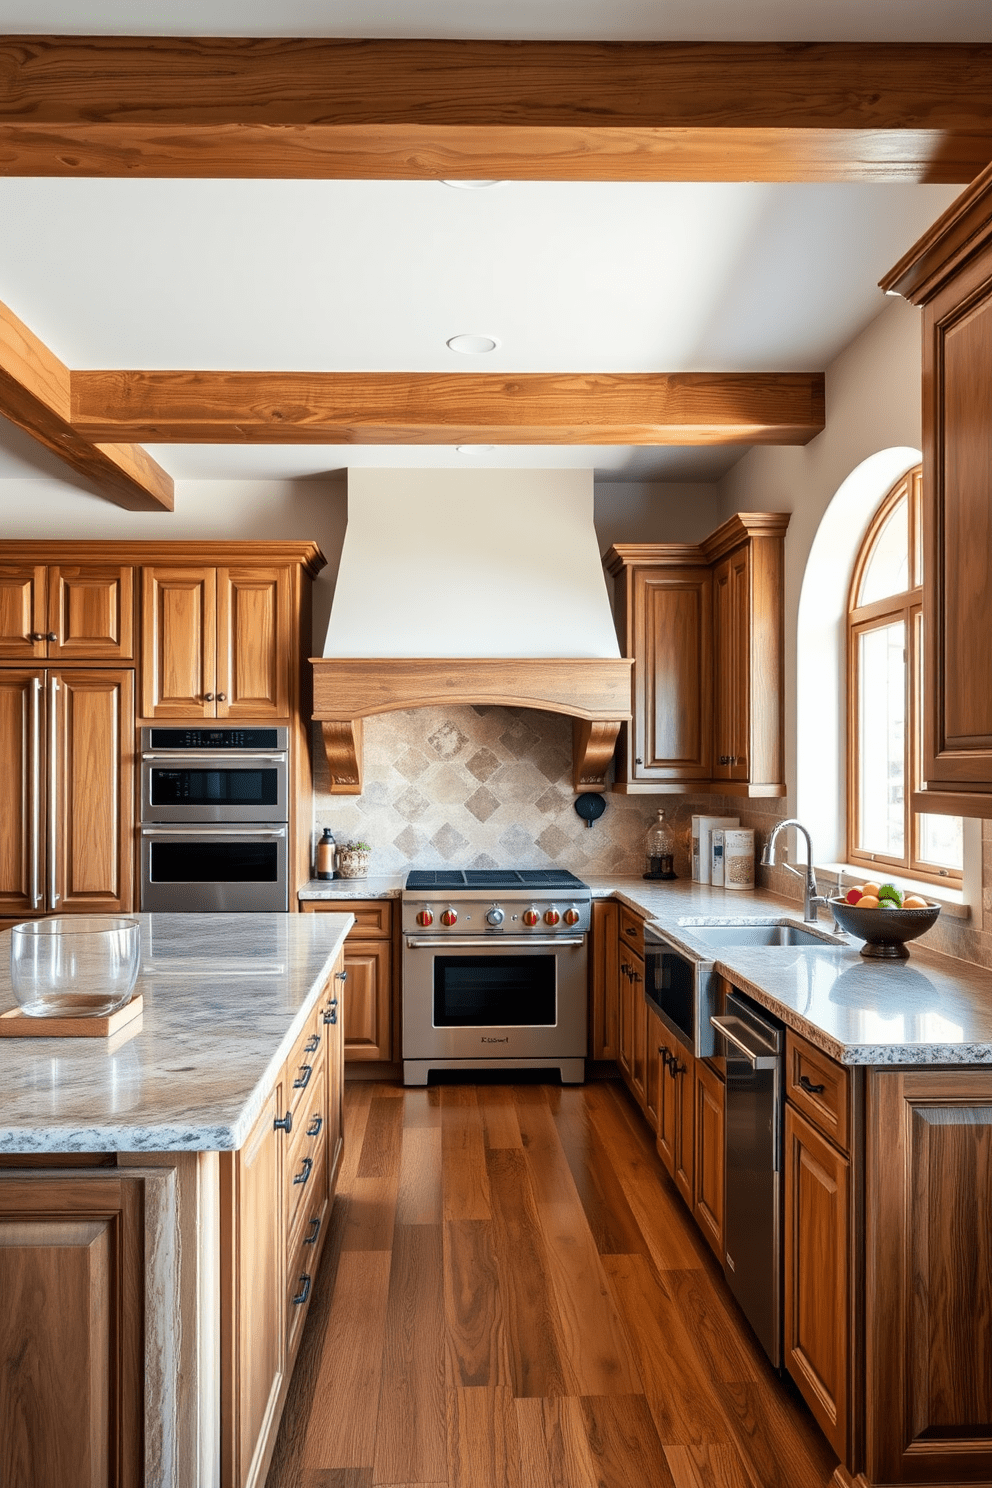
[10,916,141,1018]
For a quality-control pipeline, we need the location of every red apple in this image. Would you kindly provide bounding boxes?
[845,886,864,905]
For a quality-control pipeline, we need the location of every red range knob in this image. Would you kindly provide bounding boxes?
[416,909,434,927]
[544,909,561,926]
[563,908,580,926]
[440,908,458,926]
[522,909,540,927]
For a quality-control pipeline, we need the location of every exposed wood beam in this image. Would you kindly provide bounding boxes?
[0,300,174,512]
[70,371,825,446]
[0,38,990,184]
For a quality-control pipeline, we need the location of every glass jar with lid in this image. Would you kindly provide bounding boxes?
[644,810,677,880]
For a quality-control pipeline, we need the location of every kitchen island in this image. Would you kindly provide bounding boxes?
[0,911,352,1488]
[586,876,992,1488]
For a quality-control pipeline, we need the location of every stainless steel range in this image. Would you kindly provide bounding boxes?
[401,869,591,1086]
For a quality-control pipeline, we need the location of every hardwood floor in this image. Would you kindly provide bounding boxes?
[266,1079,839,1488]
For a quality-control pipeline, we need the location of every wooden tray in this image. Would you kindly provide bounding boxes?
[0,994,143,1039]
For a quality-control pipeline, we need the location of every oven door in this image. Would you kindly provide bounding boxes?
[141,752,288,823]
[402,936,588,1062]
[140,825,288,911]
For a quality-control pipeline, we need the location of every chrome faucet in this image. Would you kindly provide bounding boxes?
[760,819,831,924]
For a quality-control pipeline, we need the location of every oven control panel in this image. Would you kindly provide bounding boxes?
[402,896,591,935]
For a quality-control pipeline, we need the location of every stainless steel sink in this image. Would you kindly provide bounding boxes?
[680,922,838,948]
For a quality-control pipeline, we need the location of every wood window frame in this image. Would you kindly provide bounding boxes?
[846,467,962,886]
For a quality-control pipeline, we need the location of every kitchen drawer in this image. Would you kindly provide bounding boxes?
[286,1067,327,1240]
[618,905,645,957]
[786,1030,850,1155]
[284,1013,324,1122]
[303,898,393,939]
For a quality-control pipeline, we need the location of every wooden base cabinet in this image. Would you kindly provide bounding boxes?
[693,1059,725,1263]
[0,1171,147,1488]
[784,1103,850,1460]
[864,1067,992,1486]
[589,898,620,1061]
[654,1024,694,1207]
[302,899,395,1062]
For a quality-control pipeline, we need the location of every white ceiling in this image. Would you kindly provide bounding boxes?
[0,1,985,487]
[0,0,989,42]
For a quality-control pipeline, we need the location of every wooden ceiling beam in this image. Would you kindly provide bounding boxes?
[69,370,825,446]
[0,38,990,184]
[0,299,174,511]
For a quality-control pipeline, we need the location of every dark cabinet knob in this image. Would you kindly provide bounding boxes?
[335,969,348,981]
[635,756,643,765]
[203,692,215,701]
[273,1110,292,1133]
[323,996,338,1024]
[216,692,227,701]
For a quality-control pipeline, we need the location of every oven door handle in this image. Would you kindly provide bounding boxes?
[140,824,287,837]
[405,935,585,949]
[141,752,288,763]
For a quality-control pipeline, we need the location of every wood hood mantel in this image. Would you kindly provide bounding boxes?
[311,657,633,795]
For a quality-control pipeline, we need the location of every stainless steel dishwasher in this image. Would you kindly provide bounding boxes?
[710,990,785,1368]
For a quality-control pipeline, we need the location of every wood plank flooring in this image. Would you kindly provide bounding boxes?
[266,1079,839,1488]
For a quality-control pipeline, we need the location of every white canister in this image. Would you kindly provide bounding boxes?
[723,829,755,890]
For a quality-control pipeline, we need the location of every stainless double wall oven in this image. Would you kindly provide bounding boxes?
[139,727,290,911]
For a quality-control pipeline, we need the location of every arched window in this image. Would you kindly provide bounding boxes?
[847,466,962,882]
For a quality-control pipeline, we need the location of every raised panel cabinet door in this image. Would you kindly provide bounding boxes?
[0,564,46,660]
[49,565,134,661]
[645,1004,663,1133]
[784,1103,850,1460]
[141,566,217,718]
[693,1060,726,1263]
[632,565,713,782]
[325,955,346,1191]
[712,548,750,782]
[617,954,635,1083]
[656,1052,677,1178]
[866,1067,992,1486]
[589,898,619,1061]
[216,566,293,720]
[342,940,393,1061]
[221,1081,286,1488]
[0,671,44,918]
[922,261,992,792]
[674,1050,695,1208]
[51,670,135,914]
[630,965,648,1110]
[0,1173,145,1488]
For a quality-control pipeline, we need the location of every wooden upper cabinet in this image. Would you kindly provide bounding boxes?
[0,563,133,662]
[883,163,992,815]
[216,566,292,719]
[605,513,787,797]
[141,563,292,720]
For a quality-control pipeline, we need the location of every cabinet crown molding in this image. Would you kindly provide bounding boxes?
[605,511,790,575]
[0,539,327,577]
[880,158,992,304]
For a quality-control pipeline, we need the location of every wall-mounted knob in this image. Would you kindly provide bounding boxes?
[522,909,539,927]
[440,908,458,926]
[416,909,434,927]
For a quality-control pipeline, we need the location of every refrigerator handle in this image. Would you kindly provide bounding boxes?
[30,677,42,909]
[48,674,59,909]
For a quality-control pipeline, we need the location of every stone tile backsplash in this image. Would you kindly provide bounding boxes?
[313,705,668,877]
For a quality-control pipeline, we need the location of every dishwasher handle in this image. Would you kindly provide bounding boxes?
[709,1014,780,1070]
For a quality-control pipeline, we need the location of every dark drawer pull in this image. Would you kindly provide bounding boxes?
[304,1033,321,1054]
[304,1215,321,1246]
[292,1274,311,1306]
[293,1063,312,1090]
[293,1155,313,1186]
[306,1114,323,1138]
[799,1074,826,1095]
[273,1111,292,1133]
[323,998,338,1025]
[335,969,347,981]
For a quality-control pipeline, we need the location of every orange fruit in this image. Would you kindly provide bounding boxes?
[857,894,881,909]
[903,894,930,909]
[861,881,881,898]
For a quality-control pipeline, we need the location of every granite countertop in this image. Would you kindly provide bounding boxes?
[0,911,353,1155]
[299,875,404,900]
[584,876,992,1066]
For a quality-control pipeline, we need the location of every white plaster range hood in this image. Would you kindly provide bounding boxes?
[311,469,632,794]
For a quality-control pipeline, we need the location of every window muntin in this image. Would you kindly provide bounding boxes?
[847,468,962,884]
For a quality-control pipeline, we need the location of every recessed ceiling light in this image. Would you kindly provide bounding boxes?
[455,445,495,453]
[440,180,504,189]
[446,334,500,355]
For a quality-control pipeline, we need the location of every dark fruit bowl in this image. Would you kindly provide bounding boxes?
[828,897,940,959]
